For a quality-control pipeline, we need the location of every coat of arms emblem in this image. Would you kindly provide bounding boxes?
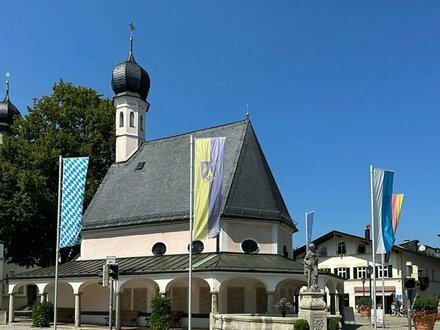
[200,162,216,182]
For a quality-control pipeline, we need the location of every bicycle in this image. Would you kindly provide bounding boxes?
[399,308,408,317]
[391,308,407,317]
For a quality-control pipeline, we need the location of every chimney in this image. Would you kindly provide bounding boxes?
[365,225,371,240]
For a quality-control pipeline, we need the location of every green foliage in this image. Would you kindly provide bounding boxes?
[413,295,439,312]
[327,317,340,330]
[150,295,172,330]
[0,80,115,267]
[294,318,310,330]
[357,297,372,309]
[32,301,54,327]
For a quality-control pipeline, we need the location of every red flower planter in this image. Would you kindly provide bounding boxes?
[412,311,439,330]
[360,309,370,317]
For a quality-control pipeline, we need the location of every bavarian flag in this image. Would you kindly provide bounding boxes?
[194,137,225,240]
[60,157,89,248]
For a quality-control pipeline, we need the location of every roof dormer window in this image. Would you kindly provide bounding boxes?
[337,241,346,256]
[357,243,366,254]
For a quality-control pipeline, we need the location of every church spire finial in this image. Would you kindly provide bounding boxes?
[128,22,136,61]
[5,72,10,100]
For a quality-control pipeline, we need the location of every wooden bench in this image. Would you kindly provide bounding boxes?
[57,307,74,323]
[105,310,140,326]
[171,310,183,328]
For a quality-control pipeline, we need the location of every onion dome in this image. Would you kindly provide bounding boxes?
[111,33,150,101]
[0,80,21,134]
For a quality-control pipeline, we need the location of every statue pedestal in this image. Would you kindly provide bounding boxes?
[298,289,327,330]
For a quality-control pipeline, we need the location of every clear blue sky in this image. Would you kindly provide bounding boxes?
[2,1,439,248]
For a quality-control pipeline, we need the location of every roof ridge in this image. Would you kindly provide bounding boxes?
[143,119,249,144]
[222,121,249,214]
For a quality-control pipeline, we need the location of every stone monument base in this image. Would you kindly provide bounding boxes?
[298,289,327,330]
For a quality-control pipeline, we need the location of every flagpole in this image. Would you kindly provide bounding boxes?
[370,165,377,330]
[188,135,194,330]
[54,156,63,330]
[381,253,385,328]
[305,212,309,252]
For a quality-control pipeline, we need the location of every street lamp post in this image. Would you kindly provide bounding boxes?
[367,265,373,299]
[361,277,366,297]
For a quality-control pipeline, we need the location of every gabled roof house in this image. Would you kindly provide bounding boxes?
[293,227,440,314]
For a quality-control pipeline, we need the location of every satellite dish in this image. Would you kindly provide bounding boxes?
[418,245,426,252]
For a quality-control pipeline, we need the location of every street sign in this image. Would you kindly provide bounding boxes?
[371,308,384,327]
[106,256,116,265]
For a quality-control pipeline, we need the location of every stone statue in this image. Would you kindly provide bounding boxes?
[304,243,319,290]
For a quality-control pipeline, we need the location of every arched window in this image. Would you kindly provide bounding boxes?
[337,241,346,255]
[129,111,135,127]
[319,246,328,257]
[140,114,144,131]
[119,112,124,127]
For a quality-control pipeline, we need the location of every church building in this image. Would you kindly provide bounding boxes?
[0,78,21,144]
[7,32,344,329]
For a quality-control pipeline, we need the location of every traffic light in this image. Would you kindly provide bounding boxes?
[404,277,416,289]
[108,264,119,280]
[419,277,429,291]
[102,264,109,287]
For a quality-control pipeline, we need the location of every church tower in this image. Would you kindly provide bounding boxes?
[0,75,21,144]
[111,25,150,162]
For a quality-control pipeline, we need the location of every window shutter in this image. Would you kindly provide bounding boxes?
[388,265,393,278]
[353,267,358,279]
[334,268,338,275]
[375,266,379,278]
[346,268,351,279]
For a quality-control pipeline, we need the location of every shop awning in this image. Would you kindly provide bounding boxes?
[354,286,395,296]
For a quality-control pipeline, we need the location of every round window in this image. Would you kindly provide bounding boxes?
[187,241,204,254]
[241,239,259,254]
[152,242,166,256]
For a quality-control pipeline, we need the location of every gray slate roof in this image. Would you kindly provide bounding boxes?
[11,253,306,280]
[83,120,296,232]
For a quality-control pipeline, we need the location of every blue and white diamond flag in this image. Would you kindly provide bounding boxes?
[60,157,89,248]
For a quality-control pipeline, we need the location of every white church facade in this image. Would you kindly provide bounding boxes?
[7,33,344,329]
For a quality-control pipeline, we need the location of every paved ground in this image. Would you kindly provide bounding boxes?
[343,313,440,330]
[0,314,439,329]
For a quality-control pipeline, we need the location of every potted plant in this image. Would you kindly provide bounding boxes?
[274,297,293,317]
[357,297,372,317]
[412,295,440,330]
[294,319,310,330]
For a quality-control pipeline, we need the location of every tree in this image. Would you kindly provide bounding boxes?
[0,80,115,267]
